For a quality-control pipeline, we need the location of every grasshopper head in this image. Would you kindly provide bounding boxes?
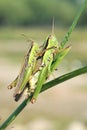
[43,34,59,51]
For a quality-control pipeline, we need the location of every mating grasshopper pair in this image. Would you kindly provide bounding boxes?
[8,0,87,103]
[8,34,70,103]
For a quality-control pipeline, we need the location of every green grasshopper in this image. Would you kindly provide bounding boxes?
[8,41,42,101]
[31,34,71,103]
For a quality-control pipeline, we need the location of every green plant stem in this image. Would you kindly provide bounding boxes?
[61,0,87,47]
[0,66,87,130]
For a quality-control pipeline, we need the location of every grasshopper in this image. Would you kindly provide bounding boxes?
[31,34,71,103]
[8,41,42,101]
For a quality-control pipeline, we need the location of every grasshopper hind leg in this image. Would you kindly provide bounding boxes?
[7,77,18,89]
[14,82,30,101]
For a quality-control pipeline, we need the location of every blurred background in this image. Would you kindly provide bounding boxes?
[0,0,87,130]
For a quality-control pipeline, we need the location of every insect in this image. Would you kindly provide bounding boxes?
[8,41,42,101]
[31,34,71,103]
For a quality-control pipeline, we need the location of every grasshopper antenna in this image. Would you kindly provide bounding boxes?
[21,33,30,42]
[52,17,55,35]
[21,33,34,46]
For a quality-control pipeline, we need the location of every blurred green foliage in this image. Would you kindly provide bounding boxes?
[0,0,87,27]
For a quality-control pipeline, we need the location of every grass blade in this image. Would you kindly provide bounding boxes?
[0,66,87,130]
[61,0,87,47]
